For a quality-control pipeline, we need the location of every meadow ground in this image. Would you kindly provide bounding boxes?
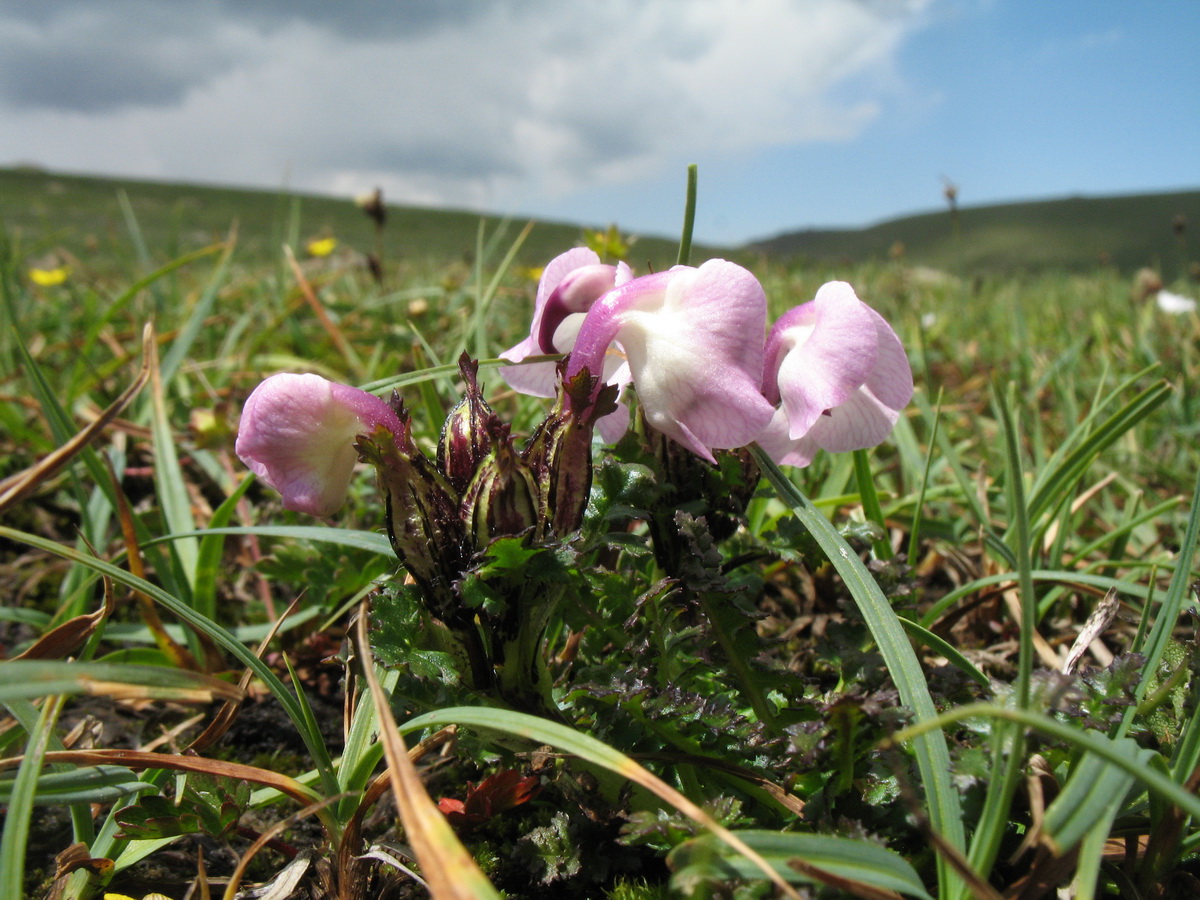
[3,184,1200,899]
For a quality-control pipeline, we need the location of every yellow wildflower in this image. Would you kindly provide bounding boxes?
[29,265,70,286]
[306,237,337,257]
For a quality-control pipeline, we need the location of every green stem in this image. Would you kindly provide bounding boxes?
[697,594,777,733]
[495,582,566,721]
[676,164,698,267]
[852,448,892,560]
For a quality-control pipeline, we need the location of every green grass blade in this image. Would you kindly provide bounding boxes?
[0,659,241,704]
[117,188,154,271]
[907,390,944,568]
[471,219,533,361]
[190,475,256,619]
[1123,467,1200,745]
[898,618,990,689]
[1026,378,1171,524]
[149,525,394,556]
[0,693,65,899]
[892,703,1200,822]
[853,448,893,559]
[918,569,1153,630]
[0,765,155,807]
[1040,738,1152,854]
[749,445,965,899]
[676,164,698,267]
[401,705,807,900]
[148,343,199,597]
[965,386,1036,883]
[158,237,235,384]
[0,525,343,806]
[668,830,933,899]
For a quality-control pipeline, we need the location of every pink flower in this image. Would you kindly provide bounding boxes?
[755,281,912,467]
[500,248,632,442]
[235,373,403,516]
[566,259,775,463]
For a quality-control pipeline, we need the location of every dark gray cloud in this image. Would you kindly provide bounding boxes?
[211,0,494,40]
[0,0,933,220]
[0,0,504,112]
[0,2,250,111]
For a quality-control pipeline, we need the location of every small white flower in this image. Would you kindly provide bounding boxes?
[1157,290,1197,314]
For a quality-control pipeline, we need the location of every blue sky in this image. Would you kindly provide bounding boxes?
[1,0,1196,245]
[544,1,1200,243]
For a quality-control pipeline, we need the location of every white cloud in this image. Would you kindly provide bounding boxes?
[0,0,933,213]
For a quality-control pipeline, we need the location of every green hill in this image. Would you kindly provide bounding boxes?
[4,166,1197,276]
[0,167,708,274]
[748,190,1200,275]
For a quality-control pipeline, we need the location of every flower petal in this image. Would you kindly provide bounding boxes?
[537,264,622,352]
[754,406,820,468]
[862,305,913,411]
[499,248,606,398]
[765,281,878,439]
[235,373,401,516]
[568,260,774,461]
[804,386,901,453]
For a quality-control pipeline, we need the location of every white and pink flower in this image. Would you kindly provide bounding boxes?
[754,281,913,467]
[235,373,402,516]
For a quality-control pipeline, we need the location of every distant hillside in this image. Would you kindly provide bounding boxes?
[0,167,710,273]
[5,167,1196,277]
[748,190,1200,275]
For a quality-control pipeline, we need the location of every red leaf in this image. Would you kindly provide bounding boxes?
[438,770,541,827]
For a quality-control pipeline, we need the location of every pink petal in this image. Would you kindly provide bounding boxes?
[862,306,914,411]
[804,387,901,453]
[500,248,607,397]
[765,281,878,440]
[568,260,774,461]
[754,406,820,468]
[536,264,622,352]
[537,248,601,309]
[497,344,560,398]
[235,373,401,516]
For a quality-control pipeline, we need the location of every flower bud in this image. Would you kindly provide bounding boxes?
[437,355,496,494]
[461,420,540,547]
[356,400,467,620]
[524,363,618,537]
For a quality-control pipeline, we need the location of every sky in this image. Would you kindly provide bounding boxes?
[1,0,1197,246]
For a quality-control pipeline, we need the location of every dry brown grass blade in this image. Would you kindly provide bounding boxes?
[47,842,113,900]
[195,843,212,900]
[1,749,321,809]
[284,243,360,375]
[1061,587,1120,675]
[13,573,117,661]
[354,604,503,899]
[1136,761,1200,892]
[1040,472,1117,552]
[786,857,905,900]
[912,803,1003,900]
[337,725,459,885]
[102,450,202,671]
[185,596,305,754]
[223,802,343,900]
[0,323,154,513]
